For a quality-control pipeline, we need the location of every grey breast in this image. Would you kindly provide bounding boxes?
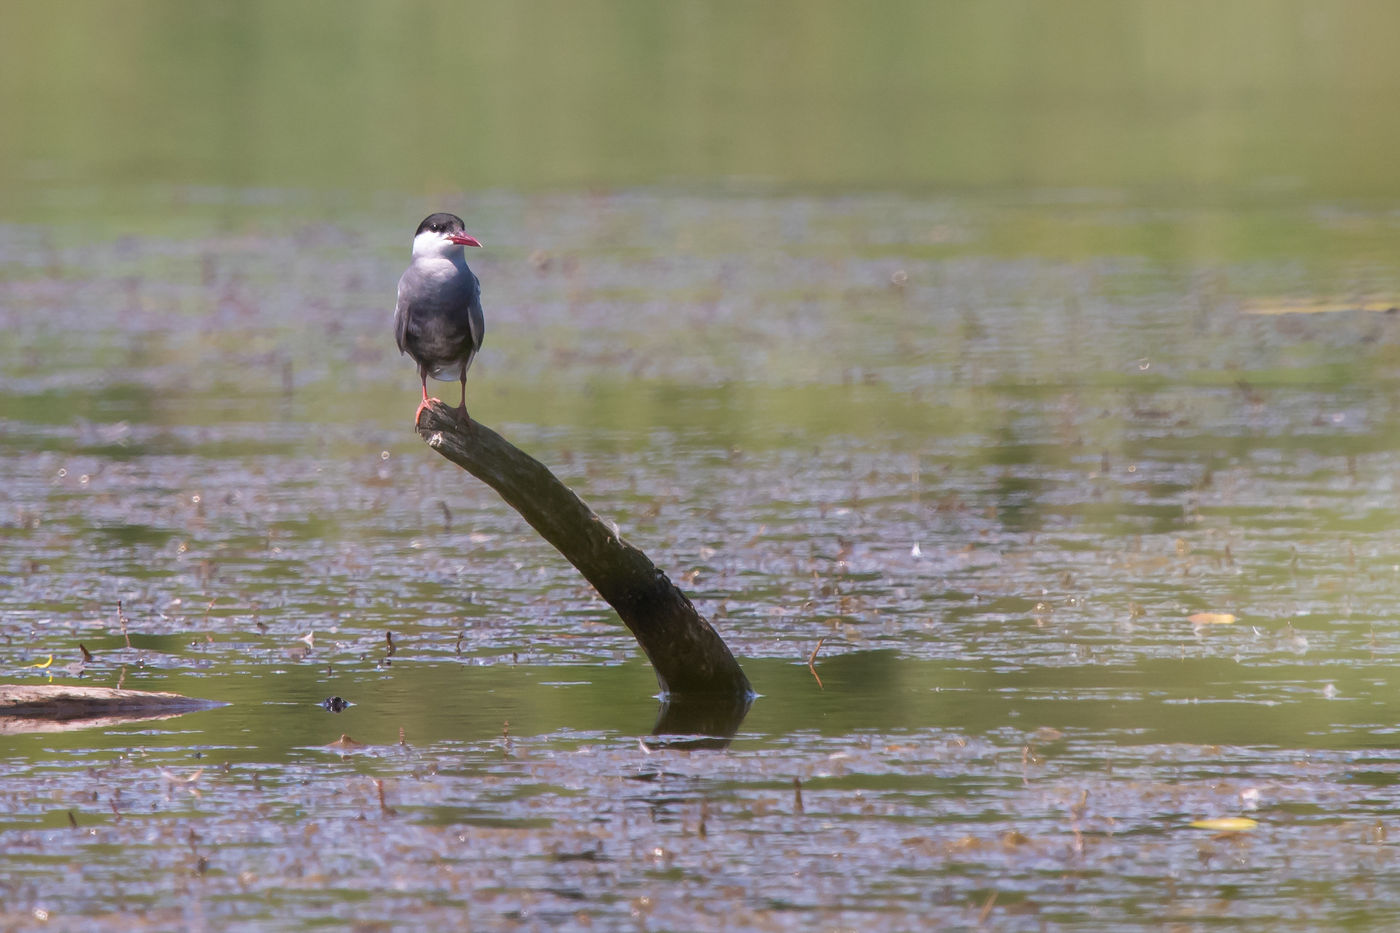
[395,265,483,379]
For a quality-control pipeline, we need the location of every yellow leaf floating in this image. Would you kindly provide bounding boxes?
[1190,817,1258,832]
[26,655,54,669]
[1240,299,1399,316]
[1188,612,1236,625]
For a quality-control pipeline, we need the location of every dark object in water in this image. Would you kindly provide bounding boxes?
[320,696,352,713]
[416,400,752,701]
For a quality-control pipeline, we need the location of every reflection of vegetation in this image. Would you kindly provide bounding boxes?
[4,2,1400,202]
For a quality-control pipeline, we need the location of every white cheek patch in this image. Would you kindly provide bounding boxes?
[411,230,454,260]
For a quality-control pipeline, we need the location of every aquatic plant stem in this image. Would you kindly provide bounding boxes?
[415,400,752,700]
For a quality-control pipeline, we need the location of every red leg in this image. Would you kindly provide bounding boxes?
[457,372,470,422]
[414,374,432,425]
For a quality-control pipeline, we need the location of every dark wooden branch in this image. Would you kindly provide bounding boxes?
[416,400,752,700]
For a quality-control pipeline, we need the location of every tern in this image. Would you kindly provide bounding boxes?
[393,212,484,421]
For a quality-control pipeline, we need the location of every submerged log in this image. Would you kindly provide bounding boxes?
[0,684,226,734]
[651,693,752,743]
[416,400,752,700]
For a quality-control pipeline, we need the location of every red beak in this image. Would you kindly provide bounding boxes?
[449,233,483,248]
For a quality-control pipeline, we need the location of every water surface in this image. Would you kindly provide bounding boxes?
[5,190,1400,930]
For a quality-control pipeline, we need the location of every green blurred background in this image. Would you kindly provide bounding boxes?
[4,0,1400,210]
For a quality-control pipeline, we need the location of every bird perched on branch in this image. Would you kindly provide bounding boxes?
[394,212,484,422]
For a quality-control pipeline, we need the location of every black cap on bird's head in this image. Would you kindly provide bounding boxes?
[415,212,482,248]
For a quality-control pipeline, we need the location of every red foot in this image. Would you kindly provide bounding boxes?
[414,396,438,426]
